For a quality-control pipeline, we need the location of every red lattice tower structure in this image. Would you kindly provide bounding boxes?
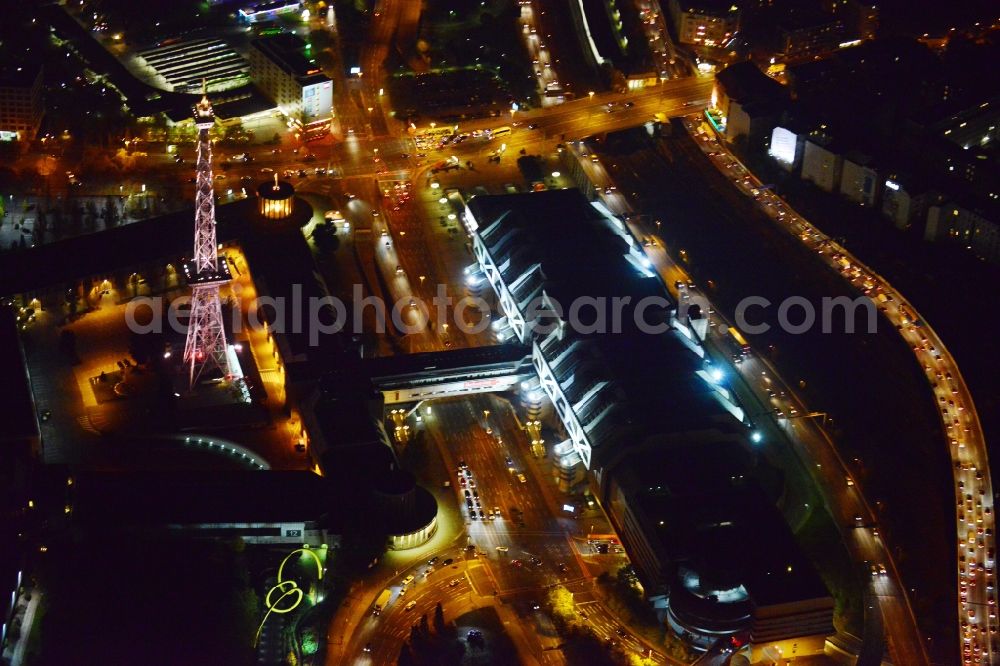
[182,91,233,388]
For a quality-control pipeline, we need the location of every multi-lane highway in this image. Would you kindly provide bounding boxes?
[677,118,997,665]
[332,394,682,665]
[571,130,940,664]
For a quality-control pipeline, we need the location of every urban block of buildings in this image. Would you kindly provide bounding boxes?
[711,53,1000,265]
[464,190,835,658]
[249,33,332,136]
[136,39,250,94]
[668,0,742,48]
[0,64,44,142]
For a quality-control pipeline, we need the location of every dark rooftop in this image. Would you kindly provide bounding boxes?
[358,343,530,383]
[716,61,789,105]
[0,63,41,88]
[637,481,831,608]
[251,33,328,85]
[468,191,746,460]
[72,470,345,527]
[614,437,754,498]
[0,307,40,446]
[774,1,844,33]
[257,179,296,200]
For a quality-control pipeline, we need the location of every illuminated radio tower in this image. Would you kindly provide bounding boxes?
[182,87,232,388]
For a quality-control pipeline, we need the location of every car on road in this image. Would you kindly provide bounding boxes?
[402,574,415,585]
[512,559,523,567]
[517,473,527,483]
[493,506,501,518]
[443,558,454,566]
[364,642,373,653]
[405,601,417,611]
[449,579,461,588]
[428,556,439,566]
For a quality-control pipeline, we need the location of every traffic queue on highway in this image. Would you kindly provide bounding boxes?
[685,116,997,665]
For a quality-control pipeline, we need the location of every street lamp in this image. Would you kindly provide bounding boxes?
[588,91,595,101]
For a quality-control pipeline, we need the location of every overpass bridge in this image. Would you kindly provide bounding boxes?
[363,344,534,406]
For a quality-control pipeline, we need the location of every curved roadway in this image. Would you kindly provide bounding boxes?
[681,118,996,665]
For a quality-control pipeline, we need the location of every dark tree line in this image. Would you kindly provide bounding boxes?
[397,602,465,666]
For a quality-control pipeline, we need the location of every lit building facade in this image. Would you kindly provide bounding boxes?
[839,152,879,206]
[778,14,845,59]
[881,174,931,230]
[768,125,804,171]
[249,34,332,128]
[801,135,843,193]
[668,0,741,47]
[926,199,1000,265]
[0,65,43,142]
[826,0,878,41]
[257,177,295,220]
[933,95,1000,153]
[238,0,301,23]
